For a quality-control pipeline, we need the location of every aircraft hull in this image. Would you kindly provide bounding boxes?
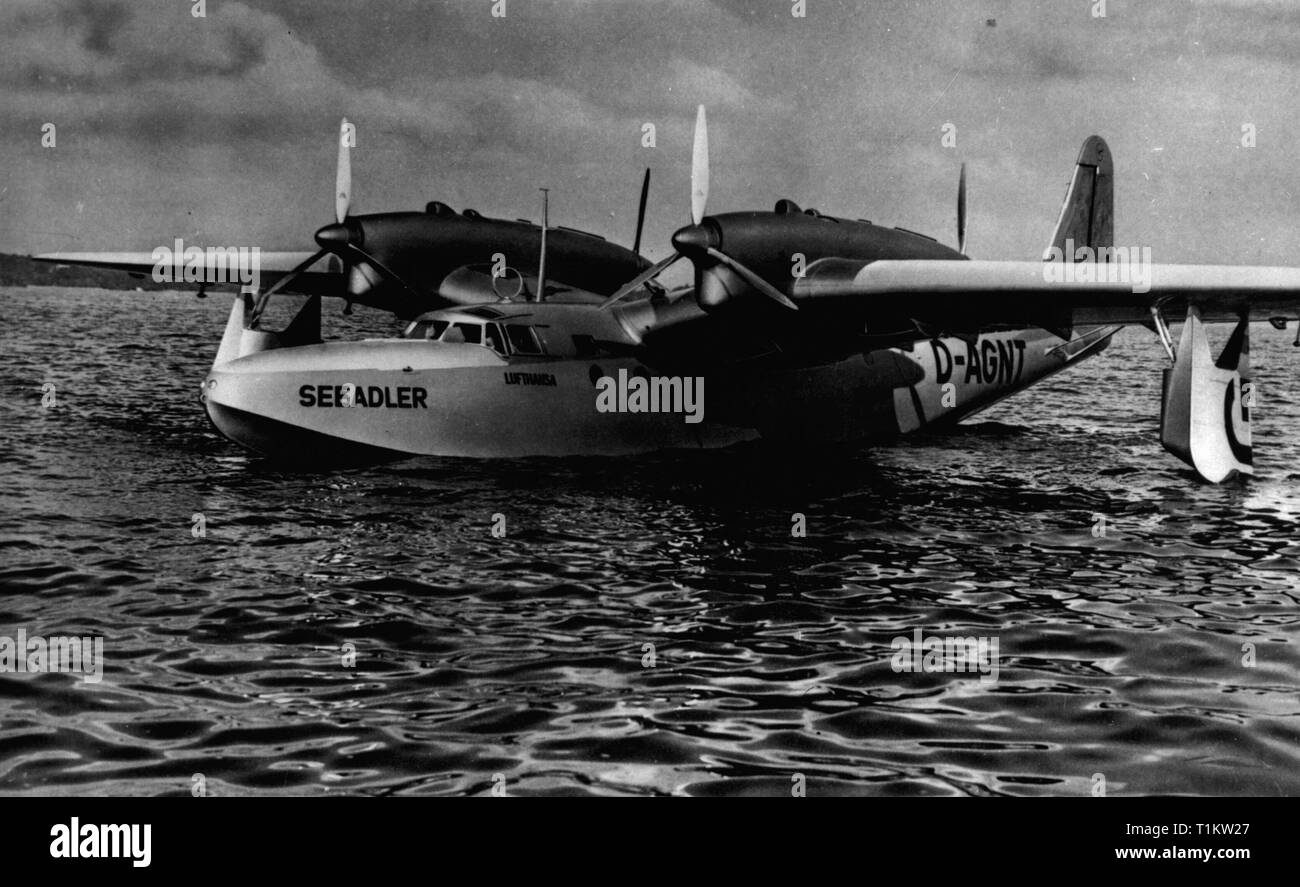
[709,329,1112,444]
[201,327,1111,460]
[202,341,757,459]
[887,328,1114,435]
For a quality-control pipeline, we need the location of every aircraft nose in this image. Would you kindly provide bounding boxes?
[315,221,360,251]
[671,223,718,259]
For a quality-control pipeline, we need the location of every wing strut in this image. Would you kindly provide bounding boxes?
[1150,304,1176,363]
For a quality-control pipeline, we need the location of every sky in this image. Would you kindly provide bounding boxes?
[3,0,1300,267]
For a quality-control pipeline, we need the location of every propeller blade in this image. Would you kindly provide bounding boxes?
[336,117,353,224]
[957,162,968,255]
[347,261,380,299]
[690,105,709,225]
[599,252,682,310]
[705,247,798,311]
[632,168,651,256]
[344,243,424,304]
[263,249,330,299]
[249,248,329,325]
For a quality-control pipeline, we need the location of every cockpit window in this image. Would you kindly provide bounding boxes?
[505,324,543,355]
[412,317,522,358]
[441,322,482,345]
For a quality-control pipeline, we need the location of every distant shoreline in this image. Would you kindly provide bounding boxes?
[0,253,175,291]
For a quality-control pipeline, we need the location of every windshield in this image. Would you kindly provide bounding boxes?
[405,317,545,359]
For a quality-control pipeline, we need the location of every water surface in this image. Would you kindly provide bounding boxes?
[1,287,1298,796]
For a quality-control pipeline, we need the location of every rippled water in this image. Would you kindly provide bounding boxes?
[1,286,1298,796]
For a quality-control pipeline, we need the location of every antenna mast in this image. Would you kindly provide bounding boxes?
[536,188,550,302]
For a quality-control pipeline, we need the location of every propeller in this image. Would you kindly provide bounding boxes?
[314,216,424,303]
[317,116,424,304]
[251,117,423,325]
[253,117,356,321]
[632,168,651,256]
[602,104,797,313]
[957,162,968,255]
[674,104,797,311]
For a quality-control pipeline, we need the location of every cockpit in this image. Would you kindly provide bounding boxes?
[403,315,545,358]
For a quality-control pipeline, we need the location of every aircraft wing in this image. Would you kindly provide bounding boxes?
[621,257,1300,374]
[32,251,343,296]
[792,258,1300,326]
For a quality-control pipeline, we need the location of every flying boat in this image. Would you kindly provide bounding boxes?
[37,110,1300,482]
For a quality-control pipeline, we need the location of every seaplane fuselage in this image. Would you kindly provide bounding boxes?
[200,291,1109,460]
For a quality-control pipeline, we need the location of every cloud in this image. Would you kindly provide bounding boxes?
[0,0,474,142]
[3,0,1300,267]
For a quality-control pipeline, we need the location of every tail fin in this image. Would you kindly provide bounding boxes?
[1045,136,1113,260]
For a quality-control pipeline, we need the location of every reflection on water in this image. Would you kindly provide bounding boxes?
[1,288,1298,796]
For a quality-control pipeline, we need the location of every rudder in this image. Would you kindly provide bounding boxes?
[1045,136,1113,260]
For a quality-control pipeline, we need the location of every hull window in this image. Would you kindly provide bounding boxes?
[506,325,544,356]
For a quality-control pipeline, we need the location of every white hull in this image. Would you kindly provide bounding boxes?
[201,296,1113,460]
